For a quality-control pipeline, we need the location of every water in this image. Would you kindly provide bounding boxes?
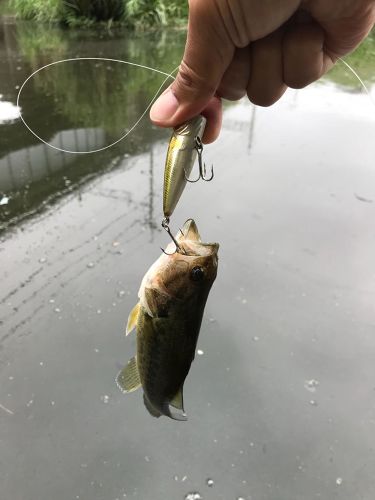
[1,19,375,500]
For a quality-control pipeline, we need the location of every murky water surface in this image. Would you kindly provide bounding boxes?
[1,20,375,500]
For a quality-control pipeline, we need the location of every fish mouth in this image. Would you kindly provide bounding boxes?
[174,220,219,257]
[178,219,201,243]
[202,242,219,254]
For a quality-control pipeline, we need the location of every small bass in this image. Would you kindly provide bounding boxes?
[116,219,219,421]
[163,115,206,218]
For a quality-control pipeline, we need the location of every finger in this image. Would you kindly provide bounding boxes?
[282,21,333,89]
[247,29,287,107]
[201,95,222,144]
[150,0,234,127]
[216,47,251,101]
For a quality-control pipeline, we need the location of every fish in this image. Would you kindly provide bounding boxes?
[116,219,219,421]
[163,115,206,218]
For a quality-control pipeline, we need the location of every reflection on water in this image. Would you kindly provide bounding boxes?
[0,97,20,123]
[24,58,169,144]
[0,21,185,233]
[1,19,375,500]
[0,21,374,235]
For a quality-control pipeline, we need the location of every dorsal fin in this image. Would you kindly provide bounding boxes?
[115,356,141,393]
[126,303,140,335]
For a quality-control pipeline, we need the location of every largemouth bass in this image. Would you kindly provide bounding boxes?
[163,115,206,218]
[116,219,219,421]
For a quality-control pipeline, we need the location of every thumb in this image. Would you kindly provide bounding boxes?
[150,0,234,126]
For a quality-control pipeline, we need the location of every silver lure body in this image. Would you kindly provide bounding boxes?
[163,115,206,218]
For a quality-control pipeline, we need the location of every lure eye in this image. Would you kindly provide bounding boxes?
[191,266,204,282]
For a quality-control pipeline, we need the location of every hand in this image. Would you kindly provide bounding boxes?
[150,0,375,142]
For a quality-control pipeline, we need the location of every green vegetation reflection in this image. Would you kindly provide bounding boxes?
[16,25,184,142]
[0,25,186,234]
[324,32,375,89]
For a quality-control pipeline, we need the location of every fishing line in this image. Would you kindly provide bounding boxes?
[337,56,375,107]
[16,58,179,154]
[16,56,373,155]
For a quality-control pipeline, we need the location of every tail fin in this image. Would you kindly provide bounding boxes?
[167,406,188,421]
[168,385,187,420]
[143,394,187,421]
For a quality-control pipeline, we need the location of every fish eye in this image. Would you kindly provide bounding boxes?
[191,266,204,282]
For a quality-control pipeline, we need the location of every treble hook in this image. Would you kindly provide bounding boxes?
[160,217,186,255]
[185,136,214,183]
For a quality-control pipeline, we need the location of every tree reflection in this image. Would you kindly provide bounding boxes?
[0,23,185,234]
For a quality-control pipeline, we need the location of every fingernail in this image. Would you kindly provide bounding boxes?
[150,88,179,122]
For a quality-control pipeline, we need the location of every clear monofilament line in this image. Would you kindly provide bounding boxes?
[16,58,179,154]
[16,55,374,155]
[338,56,375,107]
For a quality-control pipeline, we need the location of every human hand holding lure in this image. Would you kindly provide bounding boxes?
[150,0,375,143]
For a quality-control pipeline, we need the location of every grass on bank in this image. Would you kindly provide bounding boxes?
[8,0,188,27]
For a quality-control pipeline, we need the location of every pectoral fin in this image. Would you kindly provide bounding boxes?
[115,356,141,393]
[125,303,140,335]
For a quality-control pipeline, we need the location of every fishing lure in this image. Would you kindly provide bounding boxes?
[163,115,213,219]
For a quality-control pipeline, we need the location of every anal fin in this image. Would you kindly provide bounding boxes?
[116,356,141,393]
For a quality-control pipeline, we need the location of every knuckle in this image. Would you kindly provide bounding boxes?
[248,95,275,107]
[217,84,247,101]
[188,0,211,15]
[175,60,217,97]
[247,87,283,107]
[284,72,315,89]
